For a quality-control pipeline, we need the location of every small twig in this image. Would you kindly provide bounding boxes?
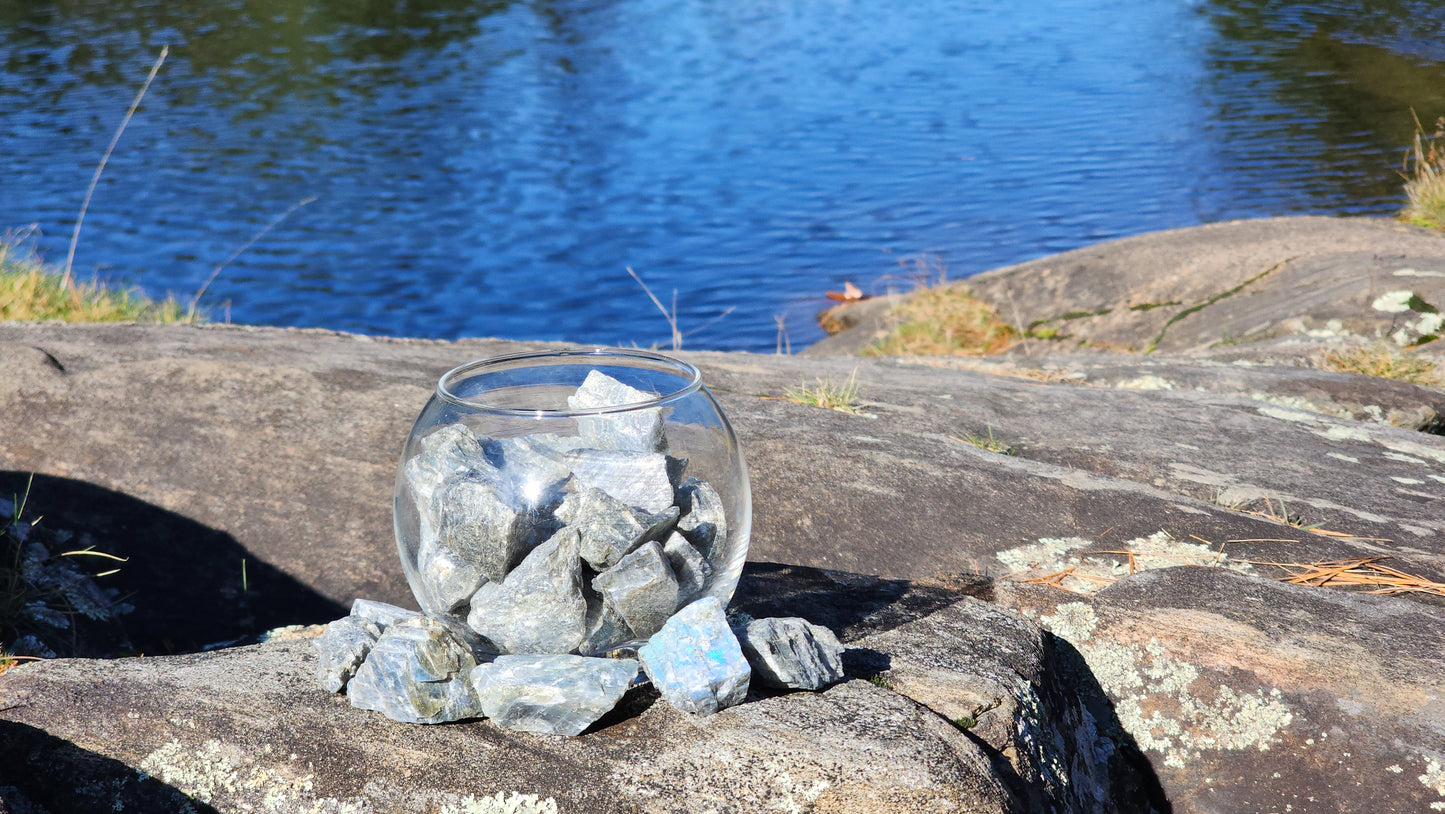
[188,196,317,320]
[774,313,791,355]
[626,267,682,350]
[62,45,169,298]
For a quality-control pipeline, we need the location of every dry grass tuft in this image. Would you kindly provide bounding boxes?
[0,239,189,324]
[951,427,1014,455]
[1321,344,1442,388]
[1401,114,1445,232]
[782,368,866,414]
[865,283,1016,357]
[1249,557,1445,597]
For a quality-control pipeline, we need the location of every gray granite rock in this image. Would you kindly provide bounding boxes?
[345,614,482,724]
[564,448,675,514]
[557,486,678,570]
[467,527,588,654]
[470,653,639,736]
[675,476,727,555]
[350,598,417,629]
[403,423,493,511]
[661,531,712,604]
[736,617,845,691]
[637,596,750,716]
[577,600,635,657]
[592,541,679,639]
[567,370,668,453]
[313,615,382,693]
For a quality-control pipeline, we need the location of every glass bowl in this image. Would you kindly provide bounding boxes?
[394,348,750,656]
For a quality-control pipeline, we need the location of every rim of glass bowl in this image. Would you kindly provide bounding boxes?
[436,348,704,417]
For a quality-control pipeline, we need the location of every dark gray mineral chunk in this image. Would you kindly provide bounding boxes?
[314,615,382,693]
[675,476,727,555]
[346,615,482,724]
[467,528,588,654]
[564,449,675,514]
[662,531,713,605]
[591,541,678,639]
[577,598,634,657]
[557,486,679,570]
[404,424,494,511]
[350,598,418,629]
[470,653,639,736]
[567,370,667,453]
[637,596,750,716]
[416,534,492,615]
[736,617,845,691]
[433,474,523,585]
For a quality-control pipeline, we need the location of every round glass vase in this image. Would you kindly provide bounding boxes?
[394,348,750,657]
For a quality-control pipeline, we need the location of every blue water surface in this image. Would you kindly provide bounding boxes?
[1,0,1442,350]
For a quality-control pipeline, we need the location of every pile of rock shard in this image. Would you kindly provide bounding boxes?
[313,370,846,735]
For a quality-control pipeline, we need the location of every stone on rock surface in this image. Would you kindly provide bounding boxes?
[345,614,482,724]
[431,474,524,585]
[661,531,712,604]
[592,541,679,639]
[578,600,635,657]
[675,477,726,555]
[557,486,678,570]
[638,596,750,716]
[404,423,493,510]
[470,653,640,736]
[313,615,382,693]
[467,527,588,654]
[415,536,491,615]
[350,598,417,629]
[564,448,675,514]
[736,617,845,691]
[567,370,668,453]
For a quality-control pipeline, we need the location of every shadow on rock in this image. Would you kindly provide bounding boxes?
[1044,631,1173,814]
[0,721,219,813]
[733,561,990,641]
[0,472,346,656]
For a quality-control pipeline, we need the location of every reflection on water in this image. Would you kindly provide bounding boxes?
[0,0,1441,351]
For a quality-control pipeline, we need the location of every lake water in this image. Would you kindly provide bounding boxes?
[2,0,1443,351]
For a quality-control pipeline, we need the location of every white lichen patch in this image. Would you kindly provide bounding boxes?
[1373,290,1417,313]
[1117,375,1174,391]
[1040,604,1294,771]
[139,739,362,813]
[440,792,561,814]
[1421,758,1445,796]
[997,531,1251,595]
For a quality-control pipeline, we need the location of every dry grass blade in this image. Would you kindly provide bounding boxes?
[189,196,317,320]
[1247,557,1445,597]
[62,45,169,297]
[782,368,865,414]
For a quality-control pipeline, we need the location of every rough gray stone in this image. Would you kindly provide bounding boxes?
[345,614,482,724]
[675,476,727,555]
[591,541,679,639]
[350,599,417,629]
[470,653,640,736]
[661,530,712,604]
[467,527,588,654]
[403,423,493,511]
[577,600,635,657]
[313,616,382,693]
[431,474,523,586]
[567,369,668,453]
[485,433,585,499]
[556,486,678,570]
[564,448,675,514]
[736,616,844,691]
[638,596,750,716]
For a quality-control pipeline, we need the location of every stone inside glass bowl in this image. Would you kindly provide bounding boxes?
[393,348,750,657]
